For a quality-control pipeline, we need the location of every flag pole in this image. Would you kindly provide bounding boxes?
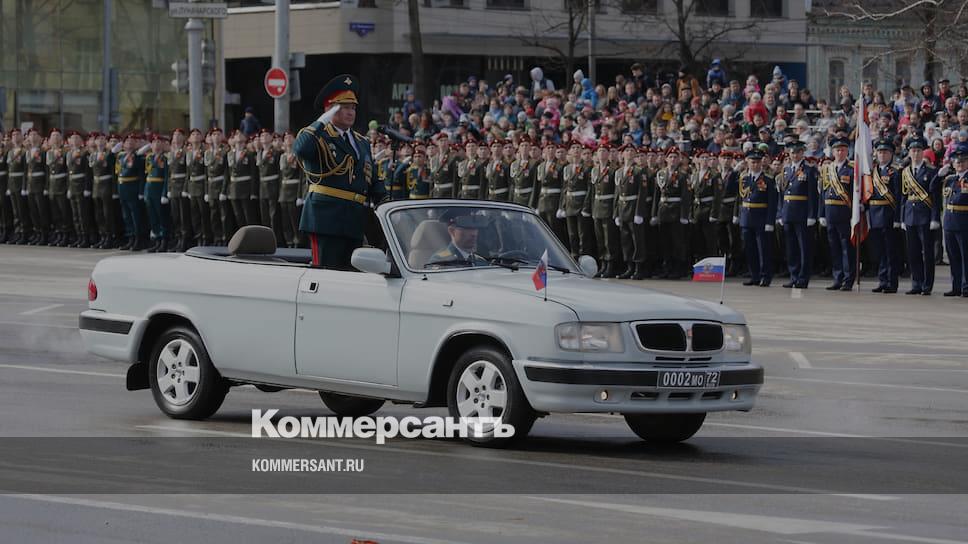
[719,252,727,305]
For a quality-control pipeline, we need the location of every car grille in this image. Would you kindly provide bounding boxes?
[634,322,723,352]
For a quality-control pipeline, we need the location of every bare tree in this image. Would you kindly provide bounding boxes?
[515,0,588,79]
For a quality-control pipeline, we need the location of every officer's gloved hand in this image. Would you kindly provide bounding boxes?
[939,165,952,177]
[807,218,817,227]
[893,221,902,229]
[819,217,828,227]
[555,209,566,219]
[66,190,72,199]
[21,190,28,197]
[296,198,304,207]
[181,192,189,198]
[204,194,210,203]
[581,211,591,218]
[649,217,659,226]
[83,190,91,198]
[614,217,621,227]
[731,216,739,225]
[930,220,941,230]
[250,195,257,200]
[219,193,227,202]
[901,222,908,231]
[4,190,9,197]
[161,196,169,205]
[776,218,784,226]
[112,194,119,200]
[167,191,172,199]
[709,216,718,222]
[764,224,774,232]
[138,194,144,201]
[679,218,689,225]
[634,215,644,225]
[43,190,48,196]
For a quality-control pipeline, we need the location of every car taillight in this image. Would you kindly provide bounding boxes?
[88,278,98,301]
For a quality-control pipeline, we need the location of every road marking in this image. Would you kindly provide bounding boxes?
[134,424,898,498]
[770,376,966,394]
[19,303,64,316]
[791,288,803,299]
[0,494,467,544]
[705,422,857,437]
[0,320,76,330]
[525,498,963,543]
[797,367,968,373]
[0,363,123,378]
[789,351,812,369]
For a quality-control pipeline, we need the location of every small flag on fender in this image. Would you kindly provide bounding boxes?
[692,256,726,282]
[532,249,549,291]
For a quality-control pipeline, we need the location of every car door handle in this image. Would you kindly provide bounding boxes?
[301,281,318,293]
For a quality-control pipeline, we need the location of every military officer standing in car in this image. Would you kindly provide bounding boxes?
[293,74,388,268]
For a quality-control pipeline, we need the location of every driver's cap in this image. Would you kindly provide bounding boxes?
[439,208,489,229]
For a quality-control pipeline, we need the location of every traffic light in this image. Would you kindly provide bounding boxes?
[171,59,188,93]
[201,39,216,95]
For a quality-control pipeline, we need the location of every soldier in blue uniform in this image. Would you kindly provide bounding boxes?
[941,144,968,297]
[900,137,942,295]
[819,137,856,291]
[778,140,818,288]
[406,145,431,199]
[737,148,778,286]
[868,138,903,293]
[294,74,388,269]
[144,135,170,253]
[115,134,147,251]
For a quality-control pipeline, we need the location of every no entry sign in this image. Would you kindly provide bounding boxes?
[264,67,288,99]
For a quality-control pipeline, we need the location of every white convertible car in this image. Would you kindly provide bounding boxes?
[80,200,763,446]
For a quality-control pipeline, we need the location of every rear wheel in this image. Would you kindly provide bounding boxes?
[623,413,706,443]
[148,326,228,419]
[447,346,536,447]
[318,392,385,417]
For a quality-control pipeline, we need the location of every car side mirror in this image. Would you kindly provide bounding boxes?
[578,255,598,277]
[351,247,392,275]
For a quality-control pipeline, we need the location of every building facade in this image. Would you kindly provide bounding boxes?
[0,0,219,134]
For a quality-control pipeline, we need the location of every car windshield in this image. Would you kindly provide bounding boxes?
[389,205,580,273]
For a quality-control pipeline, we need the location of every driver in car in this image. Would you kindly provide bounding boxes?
[428,209,491,267]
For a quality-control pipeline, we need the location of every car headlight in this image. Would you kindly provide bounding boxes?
[723,324,752,354]
[556,322,625,353]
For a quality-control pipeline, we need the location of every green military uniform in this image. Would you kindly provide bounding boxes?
[486,158,510,202]
[586,160,621,276]
[66,146,94,247]
[278,148,305,248]
[0,146,10,243]
[26,143,49,244]
[47,146,72,246]
[168,145,191,251]
[536,156,567,248]
[713,164,743,275]
[651,162,691,278]
[6,144,29,244]
[90,148,119,248]
[510,155,538,209]
[227,147,259,232]
[294,73,388,269]
[689,162,720,261]
[406,162,431,199]
[186,145,209,245]
[430,149,458,199]
[559,160,596,259]
[458,154,486,199]
[257,145,283,244]
[206,144,230,244]
[613,161,647,279]
[389,157,411,201]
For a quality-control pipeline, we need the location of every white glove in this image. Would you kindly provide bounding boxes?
[83,190,91,198]
[930,220,941,230]
[893,222,902,229]
[764,224,774,232]
[689,218,697,224]
[649,217,659,226]
[633,215,644,225]
[732,216,739,225]
[250,195,258,200]
[581,211,591,218]
[819,217,827,227]
[21,190,28,197]
[204,194,210,203]
[66,190,72,199]
[138,194,144,201]
[939,165,951,177]
[556,209,566,219]
[219,193,227,202]
[614,217,621,227]
[709,216,718,222]
[776,218,784,226]
[901,222,908,231]
[111,194,119,200]
[167,191,172,199]
[43,190,48,196]
[296,198,304,207]
[181,191,189,198]
[161,196,169,205]
[807,218,816,227]
[4,190,9,196]
[679,218,689,225]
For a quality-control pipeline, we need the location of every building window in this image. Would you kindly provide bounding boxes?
[424,0,465,6]
[750,0,783,18]
[621,0,657,13]
[694,0,730,16]
[863,57,880,88]
[564,0,606,13]
[828,59,845,103]
[487,0,527,9]
[358,0,376,6]
[895,57,911,88]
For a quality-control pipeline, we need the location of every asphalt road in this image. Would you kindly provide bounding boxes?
[1,244,967,543]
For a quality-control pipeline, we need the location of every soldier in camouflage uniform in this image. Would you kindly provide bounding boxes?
[650,147,691,279]
[586,145,621,277]
[278,131,305,248]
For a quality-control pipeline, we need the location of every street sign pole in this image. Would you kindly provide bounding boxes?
[186,17,204,130]
[274,0,290,133]
[100,0,112,133]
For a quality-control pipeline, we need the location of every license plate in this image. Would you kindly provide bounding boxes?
[657,370,721,389]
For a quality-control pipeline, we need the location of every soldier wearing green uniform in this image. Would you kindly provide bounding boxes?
[538,145,567,247]
[388,143,412,201]
[430,134,457,199]
[0,137,10,243]
[651,147,692,279]
[613,145,646,279]
[116,134,147,251]
[293,74,388,268]
[46,129,72,247]
[689,150,720,262]
[257,129,283,244]
[144,135,169,253]
[65,131,93,247]
[406,145,431,199]
[559,144,596,260]
[278,131,305,248]
[586,145,621,277]
[6,128,30,245]
[227,131,259,232]
[510,140,538,209]
[89,133,119,248]
[25,129,50,246]
[167,129,192,251]
[205,129,230,245]
[185,129,209,246]
[458,140,487,200]
[485,141,509,202]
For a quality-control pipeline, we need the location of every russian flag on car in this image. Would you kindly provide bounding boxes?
[692,256,726,282]
[532,249,548,291]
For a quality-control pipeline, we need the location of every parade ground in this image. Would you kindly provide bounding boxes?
[1,245,966,543]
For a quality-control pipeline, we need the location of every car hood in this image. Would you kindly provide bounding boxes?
[446,270,745,323]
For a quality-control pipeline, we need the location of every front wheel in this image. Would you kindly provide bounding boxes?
[148,325,229,419]
[447,346,536,447]
[318,392,385,417]
[623,412,706,443]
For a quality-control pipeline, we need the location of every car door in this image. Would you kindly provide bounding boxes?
[294,268,403,385]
